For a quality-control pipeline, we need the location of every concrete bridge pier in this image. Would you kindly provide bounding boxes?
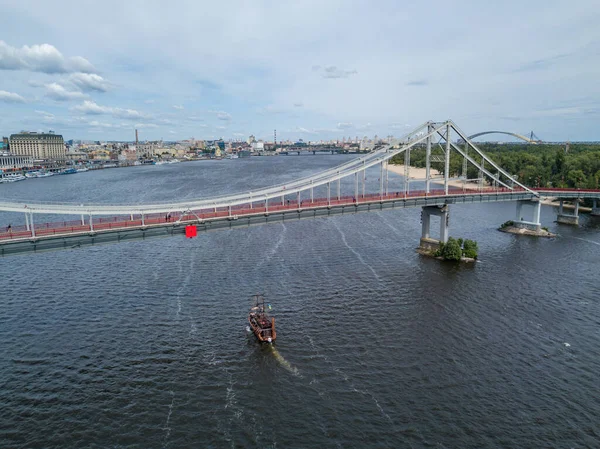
[592,199,600,216]
[419,205,449,252]
[513,199,542,231]
[556,199,579,225]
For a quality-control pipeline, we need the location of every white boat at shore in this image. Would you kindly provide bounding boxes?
[1,174,27,182]
[76,167,89,173]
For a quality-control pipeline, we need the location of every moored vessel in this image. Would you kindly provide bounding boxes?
[248,294,276,343]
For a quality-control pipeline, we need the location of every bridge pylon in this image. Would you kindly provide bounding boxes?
[592,199,600,217]
[514,200,542,231]
[556,200,579,225]
[419,205,449,252]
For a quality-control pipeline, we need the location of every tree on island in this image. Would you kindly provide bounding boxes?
[435,237,478,260]
[440,237,462,261]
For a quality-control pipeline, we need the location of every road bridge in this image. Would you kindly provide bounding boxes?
[1,120,598,256]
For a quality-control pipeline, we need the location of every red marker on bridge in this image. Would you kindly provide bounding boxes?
[185,225,197,238]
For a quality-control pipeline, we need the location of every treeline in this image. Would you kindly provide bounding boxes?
[390,142,600,189]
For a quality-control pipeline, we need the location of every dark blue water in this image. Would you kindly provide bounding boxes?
[1,157,599,448]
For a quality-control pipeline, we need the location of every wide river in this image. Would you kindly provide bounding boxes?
[1,156,599,448]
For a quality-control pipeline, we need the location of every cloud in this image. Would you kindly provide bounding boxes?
[406,80,428,86]
[68,73,111,92]
[297,127,316,134]
[72,100,150,120]
[173,105,184,110]
[145,99,155,104]
[134,123,158,129]
[45,82,88,101]
[72,100,110,115]
[337,122,353,129]
[187,116,204,121]
[293,102,303,107]
[0,90,26,103]
[0,40,96,73]
[87,120,122,129]
[113,108,147,120]
[390,123,412,130]
[217,111,231,121]
[314,65,358,79]
[169,130,176,134]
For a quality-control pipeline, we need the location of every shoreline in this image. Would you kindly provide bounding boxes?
[387,164,477,189]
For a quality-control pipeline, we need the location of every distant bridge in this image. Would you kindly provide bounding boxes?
[468,131,542,144]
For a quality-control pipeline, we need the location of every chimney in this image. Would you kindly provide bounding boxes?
[135,129,139,144]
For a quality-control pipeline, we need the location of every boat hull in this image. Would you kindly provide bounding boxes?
[248,316,276,343]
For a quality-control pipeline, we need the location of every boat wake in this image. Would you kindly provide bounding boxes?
[570,236,600,246]
[269,345,301,377]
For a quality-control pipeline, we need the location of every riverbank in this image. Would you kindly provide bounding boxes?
[540,197,592,212]
[387,164,474,189]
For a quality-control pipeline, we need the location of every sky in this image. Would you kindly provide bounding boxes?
[0,0,599,142]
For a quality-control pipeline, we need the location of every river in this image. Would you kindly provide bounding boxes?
[1,156,599,448]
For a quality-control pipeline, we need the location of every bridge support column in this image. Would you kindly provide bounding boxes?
[419,205,449,252]
[513,200,542,232]
[557,199,579,225]
[425,122,432,193]
[591,199,600,216]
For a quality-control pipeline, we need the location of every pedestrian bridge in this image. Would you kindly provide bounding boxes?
[1,120,598,256]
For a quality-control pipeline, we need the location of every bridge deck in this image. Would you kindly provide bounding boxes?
[1,187,598,256]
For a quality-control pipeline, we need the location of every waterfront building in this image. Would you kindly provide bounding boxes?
[9,131,66,160]
[0,154,35,171]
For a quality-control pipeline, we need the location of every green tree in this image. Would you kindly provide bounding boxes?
[462,239,478,259]
[567,169,585,188]
[441,237,462,261]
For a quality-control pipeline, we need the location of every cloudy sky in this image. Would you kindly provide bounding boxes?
[1,0,599,142]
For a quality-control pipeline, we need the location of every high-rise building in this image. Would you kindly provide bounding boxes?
[9,131,66,160]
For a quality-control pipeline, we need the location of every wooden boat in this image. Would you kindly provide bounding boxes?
[248,294,276,343]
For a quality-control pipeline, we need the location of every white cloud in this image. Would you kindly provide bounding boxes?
[390,123,412,130]
[217,111,232,121]
[145,99,155,104]
[0,90,26,103]
[313,65,358,79]
[0,40,96,74]
[68,73,111,92]
[72,100,110,115]
[87,120,122,129]
[173,105,184,110]
[45,82,88,101]
[337,122,353,129]
[134,123,158,129]
[72,100,150,120]
[113,108,147,120]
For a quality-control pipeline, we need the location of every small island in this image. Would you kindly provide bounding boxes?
[499,220,556,238]
[418,237,478,263]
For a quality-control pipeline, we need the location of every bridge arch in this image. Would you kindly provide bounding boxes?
[467,131,536,144]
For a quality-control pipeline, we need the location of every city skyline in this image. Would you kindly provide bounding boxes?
[1,1,599,142]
